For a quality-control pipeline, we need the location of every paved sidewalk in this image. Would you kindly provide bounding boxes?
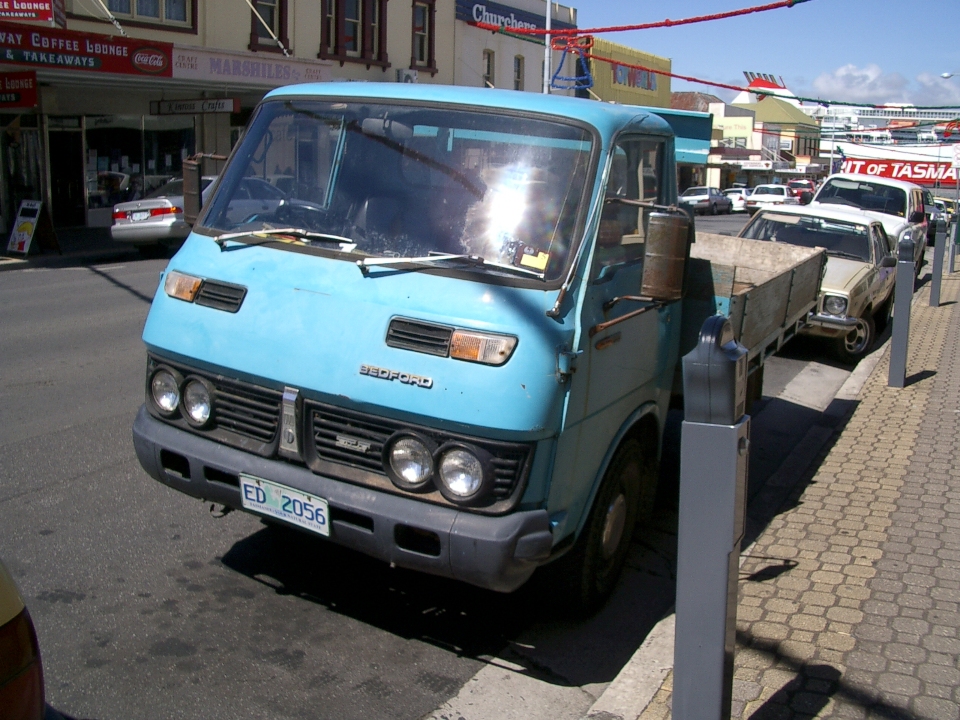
[624,272,960,719]
[1,227,139,271]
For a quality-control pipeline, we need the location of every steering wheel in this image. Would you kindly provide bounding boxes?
[274,199,330,229]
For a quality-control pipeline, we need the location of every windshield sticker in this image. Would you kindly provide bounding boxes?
[519,248,549,270]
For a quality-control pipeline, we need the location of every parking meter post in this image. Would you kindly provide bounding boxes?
[674,315,750,720]
[930,220,947,307]
[888,236,915,388]
[950,221,958,274]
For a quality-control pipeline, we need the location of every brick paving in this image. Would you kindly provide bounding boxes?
[640,271,960,720]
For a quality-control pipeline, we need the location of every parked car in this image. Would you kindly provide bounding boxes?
[740,205,897,362]
[678,186,732,215]
[922,189,944,239]
[786,179,816,204]
[744,184,799,214]
[723,187,752,212]
[934,196,956,222]
[0,558,45,720]
[810,173,927,277]
[112,176,217,253]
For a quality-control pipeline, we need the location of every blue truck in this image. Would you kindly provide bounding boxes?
[133,83,824,610]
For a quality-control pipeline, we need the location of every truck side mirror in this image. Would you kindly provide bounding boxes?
[183,157,202,226]
[641,211,693,301]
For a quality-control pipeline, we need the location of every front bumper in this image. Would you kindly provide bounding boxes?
[133,406,553,592]
[802,312,858,337]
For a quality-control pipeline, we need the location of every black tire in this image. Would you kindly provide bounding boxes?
[835,311,875,363]
[554,436,658,614]
[710,203,718,216]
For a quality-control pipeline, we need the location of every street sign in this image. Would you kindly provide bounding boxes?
[952,144,960,169]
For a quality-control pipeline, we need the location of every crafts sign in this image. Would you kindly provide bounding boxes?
[0,20,172,77]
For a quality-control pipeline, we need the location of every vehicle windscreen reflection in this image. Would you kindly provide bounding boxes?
[202,100,594,281]
[743,213,871,262]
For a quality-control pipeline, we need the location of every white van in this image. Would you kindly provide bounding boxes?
[811,173,927,276]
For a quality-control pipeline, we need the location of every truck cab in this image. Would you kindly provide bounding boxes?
[133,82,692,610]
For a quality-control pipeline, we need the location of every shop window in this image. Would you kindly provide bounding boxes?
[249,0,289,54]
[104,0,191,26]
[513,56,524,91]
[482,50,495,88]
[410,0,436,74]
[320,0,389,68]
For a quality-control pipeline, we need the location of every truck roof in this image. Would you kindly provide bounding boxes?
[264,82,675,140]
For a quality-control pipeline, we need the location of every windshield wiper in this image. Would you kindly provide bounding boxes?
[357,253,544,278]
[826,250,866,261]
[212,227,357,251]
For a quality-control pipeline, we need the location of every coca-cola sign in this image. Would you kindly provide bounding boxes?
[132,47,169,74]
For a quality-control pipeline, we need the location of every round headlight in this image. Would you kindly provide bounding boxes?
[150,369,181,415]
[437,446,486,502]
[824,295,848,316]
[182,377,214,426]
[384,434,435,491]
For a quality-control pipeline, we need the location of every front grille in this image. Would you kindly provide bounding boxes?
[386,318,452,357]
[196,280,247,313]
[213,376,282,442]
[306,401,531,505]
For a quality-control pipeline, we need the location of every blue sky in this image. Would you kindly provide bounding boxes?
[573,0,960,107]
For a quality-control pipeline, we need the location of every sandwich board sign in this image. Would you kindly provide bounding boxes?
[7,199,42,254]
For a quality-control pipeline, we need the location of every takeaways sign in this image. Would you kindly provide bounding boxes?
[0,0,65,26]
[0,20,172,77]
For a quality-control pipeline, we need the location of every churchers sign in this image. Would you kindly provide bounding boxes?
[0,20,172,76]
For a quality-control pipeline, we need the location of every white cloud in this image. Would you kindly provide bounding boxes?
[805,64,960,107]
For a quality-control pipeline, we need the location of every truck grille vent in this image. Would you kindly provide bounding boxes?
[214,377,281,442]
[386,318,452,357]
[196,280,247,313]
[307,402,528,501]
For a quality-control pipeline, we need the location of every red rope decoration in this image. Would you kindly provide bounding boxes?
[473,0,810,37]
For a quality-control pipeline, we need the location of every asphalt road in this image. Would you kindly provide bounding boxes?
[0,225,868,720]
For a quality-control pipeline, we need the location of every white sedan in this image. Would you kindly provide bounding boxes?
[745,184,799,215]
[723,187,753,212]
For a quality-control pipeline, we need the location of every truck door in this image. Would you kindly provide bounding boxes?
[551,136,677,534]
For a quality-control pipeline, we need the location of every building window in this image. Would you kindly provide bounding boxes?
[320,0,389,68]
[482,50,495,88]
[249,0,289,53]
[106,0,190,25]
[513,56,524,91]
[411,0,436,74]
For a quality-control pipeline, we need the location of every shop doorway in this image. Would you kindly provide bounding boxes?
[48,123,85,227]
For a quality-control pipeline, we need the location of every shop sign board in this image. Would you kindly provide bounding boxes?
[150,98,240,115]
[454,0,577,33]
[0,69,36,107]
[838,158,959,187]
[171,46,327,87]
[0,20,172,77]
[6,199,41,254]
[0,0,65,27]
[739,161,772,170]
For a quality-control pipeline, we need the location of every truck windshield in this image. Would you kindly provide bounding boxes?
[201,99,595,281]
[742,212,871,262]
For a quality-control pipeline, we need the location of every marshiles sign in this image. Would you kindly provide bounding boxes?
[0,20,172,77]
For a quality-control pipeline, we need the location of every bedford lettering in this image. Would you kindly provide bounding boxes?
[359,364,433,388]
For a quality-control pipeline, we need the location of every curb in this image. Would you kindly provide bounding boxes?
[580,338,890,720]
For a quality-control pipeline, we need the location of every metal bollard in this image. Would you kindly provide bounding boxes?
[675,315,749,720]
[930,219,947,307]
[889,236,915,388]
[949,221,958,274]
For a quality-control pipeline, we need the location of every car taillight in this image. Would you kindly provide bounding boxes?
[112,210,127,221]
[149,206,182,217]
[0,607,44,720]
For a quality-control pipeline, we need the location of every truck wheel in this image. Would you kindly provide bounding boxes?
[835,312,875,363]
[571,438,644,613]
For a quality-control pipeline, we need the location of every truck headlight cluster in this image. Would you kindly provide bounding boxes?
[148,366,216,428]
[823,295,848,317]
[382,433,493,504]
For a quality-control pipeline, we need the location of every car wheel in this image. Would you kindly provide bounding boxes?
[710,203,718,216]
[835,312,875,363]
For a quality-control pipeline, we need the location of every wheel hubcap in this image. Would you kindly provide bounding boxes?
[844,319,868,354]
[601,493,627,559]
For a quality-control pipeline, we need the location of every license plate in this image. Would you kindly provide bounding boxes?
[131,210,149,221]
[239,474,329,536]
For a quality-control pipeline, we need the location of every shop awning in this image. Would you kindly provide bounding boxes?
[650,108,712,165]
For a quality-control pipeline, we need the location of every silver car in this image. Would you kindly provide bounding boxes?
[111,176,217,251]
